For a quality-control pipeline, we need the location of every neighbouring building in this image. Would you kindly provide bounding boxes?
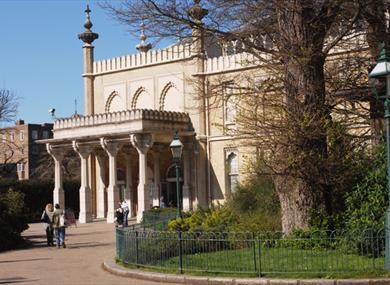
[0,119,53,180]
[39,4,371,224]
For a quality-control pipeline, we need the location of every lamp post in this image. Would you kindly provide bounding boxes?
[369,46,390,269]
[169,131,184,219]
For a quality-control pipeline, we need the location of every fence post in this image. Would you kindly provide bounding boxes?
[135,230,139,267]
[178,230,183,274]
[115,228,120,260]
[252,232,257,274]
[257,238,262,277]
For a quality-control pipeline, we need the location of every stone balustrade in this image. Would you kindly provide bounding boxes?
[53,109,190,131]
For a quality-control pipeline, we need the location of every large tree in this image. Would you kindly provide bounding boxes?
[103,0,386,233]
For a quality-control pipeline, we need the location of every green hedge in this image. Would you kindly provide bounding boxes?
[0,189,29,251]
[0,178,80,222]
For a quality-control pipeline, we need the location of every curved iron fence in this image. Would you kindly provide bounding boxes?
[116,228,385,275]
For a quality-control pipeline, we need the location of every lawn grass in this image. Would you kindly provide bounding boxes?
[119,245,388,278]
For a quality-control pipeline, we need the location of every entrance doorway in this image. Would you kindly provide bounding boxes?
[161,164,182,208]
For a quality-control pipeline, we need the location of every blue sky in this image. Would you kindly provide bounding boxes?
[0,0,146,126]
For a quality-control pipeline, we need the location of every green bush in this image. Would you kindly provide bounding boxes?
[0,189,29,251]
[226,174,281,232]
[345,144,387,232]
[167,174,281,233]
[167,205,237,232]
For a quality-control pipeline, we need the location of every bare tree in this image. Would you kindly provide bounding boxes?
[0,89,19,177]
[0,89,18,123]
[102,0,385,233]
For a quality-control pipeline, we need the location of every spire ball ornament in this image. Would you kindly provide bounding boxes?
[136,20,152,53]
[188,0,208,23]
[78,4,99,45]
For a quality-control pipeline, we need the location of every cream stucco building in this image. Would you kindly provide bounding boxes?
[41,5,265,223]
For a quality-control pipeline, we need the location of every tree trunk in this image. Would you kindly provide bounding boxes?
[275,1,330,233]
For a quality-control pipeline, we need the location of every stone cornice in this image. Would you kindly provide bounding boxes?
[52,109,194,141]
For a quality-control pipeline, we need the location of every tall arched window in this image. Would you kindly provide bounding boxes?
[226,150,238,193]
[223,81,236,126]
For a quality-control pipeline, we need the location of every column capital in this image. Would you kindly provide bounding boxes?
[131,133,153,154]
[72,141,92,159]
[100,138,121,157]
[46,143,64,161]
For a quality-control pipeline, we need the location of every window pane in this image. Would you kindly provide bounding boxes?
[227,152,238,174]
[42,130,49,139]
[32,130,38,140]
[230,175,238,192]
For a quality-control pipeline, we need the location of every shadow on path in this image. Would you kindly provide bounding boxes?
[0,277,40,284]
[0,258,51,264]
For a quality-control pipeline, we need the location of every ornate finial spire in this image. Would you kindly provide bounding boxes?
[78,5,99,45]
[84,5,93,31]
[188,0,208,23]
[136,20,152,53]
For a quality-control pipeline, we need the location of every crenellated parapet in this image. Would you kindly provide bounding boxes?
[204,52,261,74]
[93,44,193,75]
[53,109,191,131]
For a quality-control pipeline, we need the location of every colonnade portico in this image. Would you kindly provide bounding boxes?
[40,109,195,224]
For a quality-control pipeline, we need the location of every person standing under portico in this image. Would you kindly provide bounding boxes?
[121,200,129,227]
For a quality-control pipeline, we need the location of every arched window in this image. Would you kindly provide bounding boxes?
[130,86,153,109]
[159,82,181,112]
[226,150,238,193]
[105,91,124,113]
[223,81,236,126]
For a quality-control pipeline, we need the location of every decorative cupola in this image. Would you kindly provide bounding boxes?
[78,5,99,115]
[136,21,152,53]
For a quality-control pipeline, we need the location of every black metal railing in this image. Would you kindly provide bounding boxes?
[116,229,385,276]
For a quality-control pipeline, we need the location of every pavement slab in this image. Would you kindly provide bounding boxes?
[0,221,177,285]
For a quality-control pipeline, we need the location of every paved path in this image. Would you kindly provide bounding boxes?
[0,221,177,285]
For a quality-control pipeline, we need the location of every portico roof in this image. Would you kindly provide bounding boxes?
[39,109,194,145]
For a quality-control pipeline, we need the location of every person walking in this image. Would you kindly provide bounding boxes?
[121,200,129,227]
[41,203,54,246]
[52,203,67,248]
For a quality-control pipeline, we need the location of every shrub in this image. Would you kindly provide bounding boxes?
[226,174,282,232]
[0,189,29,251]
[345,144,387,232]
[167,205,237,232]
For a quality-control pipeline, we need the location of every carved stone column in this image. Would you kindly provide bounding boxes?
[95,151,107,219]
[152,146,164,207]
[101,138,120,223]
[73,141,92,223]
[46,144,65,209]
[131,133,153,222]
[123,150,134,217]
[182,142,192,211]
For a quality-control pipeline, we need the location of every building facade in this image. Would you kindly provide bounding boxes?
[0,120,53,180]
[43,4,347,223]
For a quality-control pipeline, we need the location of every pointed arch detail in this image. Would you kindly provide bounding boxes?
[159,82,176,111]
[131,86,146,109]
[105,91,119,113]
